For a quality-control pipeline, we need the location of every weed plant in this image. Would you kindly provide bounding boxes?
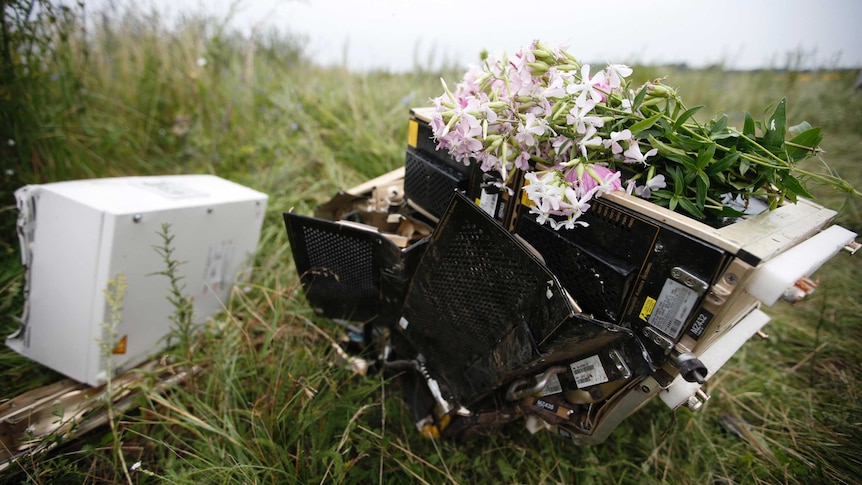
[1,2,860,484]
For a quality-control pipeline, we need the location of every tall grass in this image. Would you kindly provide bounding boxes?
[1,2,861,483]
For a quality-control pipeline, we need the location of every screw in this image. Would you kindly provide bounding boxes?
[686,395,704,411]
[132,214,143,223]
[724,273,739,285]
[654,242,664,253]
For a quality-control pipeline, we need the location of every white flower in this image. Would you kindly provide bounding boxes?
[543,68,567,99]
[566,64,606,108]
[566,100,604,135]
[515,112,550,147]
[623,140,658,165]
[577,126,603,159]
[603,129,632,155]
[634,174,667,199]
[606,64,633,89]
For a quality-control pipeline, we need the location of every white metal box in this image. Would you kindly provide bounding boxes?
[8,175,268,386]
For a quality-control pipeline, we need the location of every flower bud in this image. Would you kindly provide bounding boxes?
[528,61,550,74]
[532,49,554,61]
[561,50,579,63]
[535,41,555,54]
[646,83,675,98]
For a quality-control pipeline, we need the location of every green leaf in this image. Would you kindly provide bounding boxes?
[665,153,697,172]
[739,157,751,176]
[695,143,716,169]
[780,172,814,200]
[666,132,708,152]
[709,114,729,140]
[629,112,663,137]
[666,166,685,193]
[695,174,708,209]
[678,197,706,218]
[788,120,813,136]
[673,105,704,131]
[631,86,648,112]
[787,126,821,148]
[711,205,747,219]
[786,127,823,161]
[648,135,686,157]
[763,98,787,148]
[743,112,756,137]
[707,150,740,175]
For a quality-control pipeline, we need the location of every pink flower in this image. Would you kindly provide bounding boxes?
[577,164,622,195]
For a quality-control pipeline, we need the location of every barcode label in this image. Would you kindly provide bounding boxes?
[538,373,563,396]
[570,355,608,388]
[479,189,498,217]
[648,279,699,339]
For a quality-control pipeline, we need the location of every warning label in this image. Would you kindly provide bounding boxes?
[648,279,699,339]
[639,297,657,321]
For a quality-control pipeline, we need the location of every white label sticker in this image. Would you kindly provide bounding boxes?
[479,189,498,217]
[570,355,608,388]
[202,240,235,294]
[398,317,409,330]
[538,373,563,396]
[649,279,699,339]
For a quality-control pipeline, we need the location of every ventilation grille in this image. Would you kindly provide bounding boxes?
[284,213,379,321]
[404,150,467,219]
[302,225,375,299]
[516,215,635,322]
[401,193,574,401]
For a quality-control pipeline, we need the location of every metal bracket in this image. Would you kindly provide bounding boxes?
[670,266,708,295]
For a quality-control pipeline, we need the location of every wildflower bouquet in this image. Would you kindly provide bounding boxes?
[430,41,856,230]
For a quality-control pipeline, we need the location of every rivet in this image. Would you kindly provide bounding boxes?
[132,213,143,223]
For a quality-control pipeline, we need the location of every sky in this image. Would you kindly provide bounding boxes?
[93,0,862,72]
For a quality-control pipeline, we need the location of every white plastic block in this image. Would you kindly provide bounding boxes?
[745,225,856,305]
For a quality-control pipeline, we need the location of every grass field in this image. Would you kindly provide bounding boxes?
[1,3,861,483]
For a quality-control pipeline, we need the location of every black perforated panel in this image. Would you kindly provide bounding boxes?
[302,225,375,300]
[404,150,467,218]
[401,193,575,402]
[517,216,635,322]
